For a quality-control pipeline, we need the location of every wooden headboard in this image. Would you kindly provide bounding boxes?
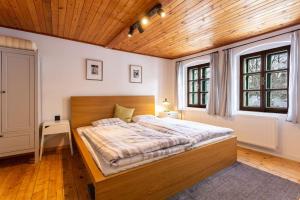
[71,96,155,129]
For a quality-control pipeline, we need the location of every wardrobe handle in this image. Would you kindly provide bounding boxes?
[1,91,5,94]
[0,135,3,137]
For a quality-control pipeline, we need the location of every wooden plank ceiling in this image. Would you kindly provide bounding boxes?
[0,0,300,59]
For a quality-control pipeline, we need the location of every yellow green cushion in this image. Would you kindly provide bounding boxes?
[113,104,135,122]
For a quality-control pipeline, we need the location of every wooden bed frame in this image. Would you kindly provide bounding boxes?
[71,96,237,200]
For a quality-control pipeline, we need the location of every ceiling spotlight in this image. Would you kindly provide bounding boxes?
[158,9,166,18]
[141,16,149,25]
[128,26,134,37]
[137,23,144,33]
[127,3,165,37]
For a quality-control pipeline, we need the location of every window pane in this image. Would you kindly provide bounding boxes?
[266,71,288,89]
[189,81,198,92]
[244,57,261,73]
[266,90,287,108]
[201,67,210,79]
[200,93,208,105]
[189,68,198,80]
[243,91,260,107]
[189,93,198,105]
[267,52,288,71]
[200,80,209,92]
[243,74,260,90]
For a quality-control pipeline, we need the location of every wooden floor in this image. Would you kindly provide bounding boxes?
[0,149,90,200]
[237,147,300,184]
[0,147,299,200]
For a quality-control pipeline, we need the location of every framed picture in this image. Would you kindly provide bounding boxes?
[86,59,103,81]
[129,65,142,83]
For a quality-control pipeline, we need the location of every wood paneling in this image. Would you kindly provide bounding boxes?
[0,0,300,58]
[111,0,300,58]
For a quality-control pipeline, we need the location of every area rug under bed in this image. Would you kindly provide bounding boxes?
[170,162,300,200]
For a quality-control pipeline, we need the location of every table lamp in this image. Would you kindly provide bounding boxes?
[162,98,170,112]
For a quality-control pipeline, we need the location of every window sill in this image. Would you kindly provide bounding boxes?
[184,107,287,119]
[235,110,287,119]
[184,107,206,112]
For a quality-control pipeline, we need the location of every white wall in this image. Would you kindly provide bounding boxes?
[173,26,300,162]
[0,27,173,148]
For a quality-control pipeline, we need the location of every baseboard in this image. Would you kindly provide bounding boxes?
[0,151,34,161]
[238,143,300,163]
[0,148,34,159]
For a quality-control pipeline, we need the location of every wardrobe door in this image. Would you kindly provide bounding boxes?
[0,52,34,152]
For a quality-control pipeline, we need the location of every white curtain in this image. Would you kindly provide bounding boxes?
[207,52,219,115]
[219,49,233,117]
[287,31,300,123]
[175,61,185,110]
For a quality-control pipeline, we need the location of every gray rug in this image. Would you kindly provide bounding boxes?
[170,162,300,200]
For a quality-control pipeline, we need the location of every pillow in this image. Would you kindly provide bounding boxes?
[92,118,126,127]
[113,104,135,122]
[132,115,156,122]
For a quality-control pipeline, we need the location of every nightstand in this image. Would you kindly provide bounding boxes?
[159,111,179,119]
[40,120,73,160]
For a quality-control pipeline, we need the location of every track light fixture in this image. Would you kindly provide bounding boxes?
[158,8,166,18]
[137,23,144,33]
[147,4,165,18]
[128,3,166,37]
[141,16,149,25]
[128,25,134,37]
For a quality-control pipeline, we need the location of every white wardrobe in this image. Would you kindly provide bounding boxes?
[0,46,39,162]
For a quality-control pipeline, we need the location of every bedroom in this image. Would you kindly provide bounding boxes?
[0,0,299,199]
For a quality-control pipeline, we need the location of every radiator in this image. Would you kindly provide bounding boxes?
[234,115,279,149]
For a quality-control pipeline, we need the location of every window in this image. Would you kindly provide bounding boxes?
[240,46,290,113]
[187,63,210,108]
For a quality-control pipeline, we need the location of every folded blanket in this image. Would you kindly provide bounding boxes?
[79,124,190,167]
[137,117,233,144]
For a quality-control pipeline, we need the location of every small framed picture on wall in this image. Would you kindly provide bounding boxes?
[129,65,142,83]
[86,59,103,81]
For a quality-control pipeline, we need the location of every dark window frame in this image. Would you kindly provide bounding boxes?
[187,63,210,108]
[240,46,290,113]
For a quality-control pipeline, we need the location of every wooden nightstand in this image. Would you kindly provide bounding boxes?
[40,120,73,160]
[159,111,179,119]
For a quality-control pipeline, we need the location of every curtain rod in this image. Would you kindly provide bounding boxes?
[223,28,299,51]
[176,51,218,63]
[176,28,300,63]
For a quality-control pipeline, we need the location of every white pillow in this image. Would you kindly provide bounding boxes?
[132,115,156,122]
[92,118,126,127]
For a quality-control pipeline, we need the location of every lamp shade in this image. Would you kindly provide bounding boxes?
[162,98,170,112]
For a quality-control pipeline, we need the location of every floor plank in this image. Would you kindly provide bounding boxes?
[15,160,39,200]
[0,147,299,200]
[237,146,300,184]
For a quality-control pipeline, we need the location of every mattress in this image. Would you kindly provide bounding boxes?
[77,127,233,176]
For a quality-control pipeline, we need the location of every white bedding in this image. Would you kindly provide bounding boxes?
[79,124,189,167]
[78,127,232,176]
[136,117,233,145]
[77,117,234,176]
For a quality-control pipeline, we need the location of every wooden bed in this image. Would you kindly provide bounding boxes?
[71,96,237,200]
